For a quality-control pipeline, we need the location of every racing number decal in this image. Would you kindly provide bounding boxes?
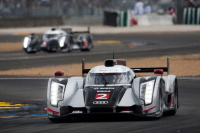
[95,93,110,99]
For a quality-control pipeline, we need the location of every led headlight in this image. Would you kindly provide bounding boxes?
[140,80,155,105]
[50,81,65,106]
[59,36,66,47]
[23,37,30,48]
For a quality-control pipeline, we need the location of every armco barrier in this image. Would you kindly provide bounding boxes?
[183,8,200,24]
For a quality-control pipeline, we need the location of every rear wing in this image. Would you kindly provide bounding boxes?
[82,57,170,77]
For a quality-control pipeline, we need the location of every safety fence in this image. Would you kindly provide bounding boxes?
[104,11,131,27]
[183,8,200,24]
[104,10,173,27]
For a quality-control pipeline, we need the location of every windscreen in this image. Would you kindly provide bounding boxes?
[45,34,59,39]
[86,72,131,85]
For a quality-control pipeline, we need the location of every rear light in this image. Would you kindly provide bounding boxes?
[83,41,88,47]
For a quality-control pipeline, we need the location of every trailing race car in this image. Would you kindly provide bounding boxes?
[45,58,179,122]
[23,27,93,53]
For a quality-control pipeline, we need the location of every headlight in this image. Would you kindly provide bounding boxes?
[23,37,30,48]
[140,80,155,105]
[59,36,66,47]
[50,81,65,106]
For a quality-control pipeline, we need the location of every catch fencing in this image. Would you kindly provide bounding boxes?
[183,8,200,24]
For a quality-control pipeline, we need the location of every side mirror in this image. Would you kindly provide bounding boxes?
[54,71,64,77]
[154,69,163,76]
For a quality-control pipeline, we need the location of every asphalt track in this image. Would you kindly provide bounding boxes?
[0,33,200,70]
[0,78,200,133]
[0,33,200,132]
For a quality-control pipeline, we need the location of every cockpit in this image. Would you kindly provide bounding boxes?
[85,70,134,86]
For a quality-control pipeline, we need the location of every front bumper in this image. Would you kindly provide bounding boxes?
[46,105,145,119]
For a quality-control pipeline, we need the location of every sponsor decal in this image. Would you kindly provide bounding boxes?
[97,90,111,93]
[72,111,83,114]
[93,101,109,104]
[95,93,110,99]
[94,87,114,90]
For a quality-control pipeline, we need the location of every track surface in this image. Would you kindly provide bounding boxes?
[0,78,200,133]
[0,33,200,70]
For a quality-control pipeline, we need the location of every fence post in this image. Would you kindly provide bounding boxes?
[197,8,200,24]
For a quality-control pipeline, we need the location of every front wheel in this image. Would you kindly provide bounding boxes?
[61,37,72,53]
[158,89,164,118]
[24,47,36,54]
[165,79,178,116]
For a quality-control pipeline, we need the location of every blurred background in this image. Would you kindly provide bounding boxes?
[0,0,199,27]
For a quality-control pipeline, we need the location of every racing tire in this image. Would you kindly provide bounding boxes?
[24,48,36,54]
[165,79,178,116]
[61,37,72,53]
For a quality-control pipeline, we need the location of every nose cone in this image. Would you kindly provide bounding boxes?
[84,86,126,108]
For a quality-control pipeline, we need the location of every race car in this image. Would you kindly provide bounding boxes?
[45,58,179,122]
[23,27,93,53]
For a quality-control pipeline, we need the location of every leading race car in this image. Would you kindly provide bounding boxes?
[45,58,179,122]
[23,27,93,53]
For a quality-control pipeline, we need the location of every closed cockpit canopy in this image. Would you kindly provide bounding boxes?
[85,65,135,86]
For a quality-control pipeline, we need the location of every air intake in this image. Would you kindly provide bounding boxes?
[105,59,126,67]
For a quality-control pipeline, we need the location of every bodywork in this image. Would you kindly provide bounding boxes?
[45,59,179,120]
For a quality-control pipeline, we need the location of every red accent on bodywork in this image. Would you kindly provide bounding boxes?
[44,108,60,114]
[143,106,156,112]
[83,41,88,47]
[170,93,174,108]
[154,69,163,76]
[54,71,64,77]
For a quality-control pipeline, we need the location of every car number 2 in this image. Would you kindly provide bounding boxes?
[95,93,110,99]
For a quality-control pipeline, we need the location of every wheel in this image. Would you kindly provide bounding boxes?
[165,79,178,116]
[61,37,72,53]
[24,47,36,54]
